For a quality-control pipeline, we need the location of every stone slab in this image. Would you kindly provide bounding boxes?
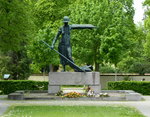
[49,72,100,85]
[48,85,61,94]
[125,93,142,101]
[8,93,24,100]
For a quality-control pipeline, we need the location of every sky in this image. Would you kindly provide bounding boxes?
[133,0,145,24]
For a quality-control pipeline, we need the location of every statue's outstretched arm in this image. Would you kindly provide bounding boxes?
[51,28,62,49]
[71,24,96,29]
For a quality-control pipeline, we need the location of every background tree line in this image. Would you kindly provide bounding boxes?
[0,0,150,79]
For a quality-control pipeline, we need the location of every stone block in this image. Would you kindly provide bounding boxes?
[49,72,100,85]
[126,93,142,101]
[8,93,24,100]
[48,85,60,94]
[48,72,101,94]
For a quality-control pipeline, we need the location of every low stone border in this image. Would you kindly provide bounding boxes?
[8,90,143,101]
[102,90,142,101]
[8,93,24,100]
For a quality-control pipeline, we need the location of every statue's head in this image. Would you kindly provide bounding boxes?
[63,16,70,23]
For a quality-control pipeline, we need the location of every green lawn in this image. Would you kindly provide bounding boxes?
[2,105,145,117]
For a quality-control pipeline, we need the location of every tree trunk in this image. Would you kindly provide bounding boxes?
[94,43,100,71]
[95,62,99,71]
[49,64,59,72]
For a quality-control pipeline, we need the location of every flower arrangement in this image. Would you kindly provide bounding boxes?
[86,86,109,97]
[87,90,95,97]
[99,93,109,97]
[63,92,83,98]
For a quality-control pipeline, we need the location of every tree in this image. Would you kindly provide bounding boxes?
[117,24,148,74]
[34,0,76,29]
[101,0,135,65]
[0,0,35,79]
[0,51,10,78]
[0,0,35,52]
[69,0,135,71]
[123,0,150,74]
[144,0,150,58]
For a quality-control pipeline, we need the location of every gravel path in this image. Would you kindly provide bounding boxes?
[0,95,150,117]
[0,103,9,116]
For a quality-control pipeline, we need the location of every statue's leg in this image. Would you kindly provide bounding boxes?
[63,64,66,72]
[58,44,66,72]
[67,47,78,71]
[67,47,73,61]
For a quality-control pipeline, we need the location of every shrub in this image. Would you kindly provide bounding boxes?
[107,81,150,95]
[0,80,48,94]
[100,65,116,73]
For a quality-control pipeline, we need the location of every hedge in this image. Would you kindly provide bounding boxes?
[107,81,150,95]
[0,80,48,94]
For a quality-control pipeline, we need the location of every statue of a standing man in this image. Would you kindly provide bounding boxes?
[51,16,95,71]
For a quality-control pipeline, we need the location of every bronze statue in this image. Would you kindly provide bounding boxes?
[51,16,95,72]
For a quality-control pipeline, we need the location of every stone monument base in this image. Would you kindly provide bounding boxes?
[48,72,101,94]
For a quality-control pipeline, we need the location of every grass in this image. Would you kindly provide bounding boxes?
[1,105,145,117]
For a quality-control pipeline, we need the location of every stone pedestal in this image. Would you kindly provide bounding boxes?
[90,85,101,94]
[48,72,101,94]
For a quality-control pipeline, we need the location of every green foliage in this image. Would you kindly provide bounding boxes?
[7,50,32,80]
[108,81,150,95]
[34,0,75,28]
[69,0,135,71]
[101,0,135,66]
[0,0,36,79]
[118,57,150,75]
[117,25,147,74]
[128,60,150,75]
[100,65,116,73]
[123,76,131,81]
[0,0,35,52]
[0,52,10,78]
[28,28,59,72]
[0,80,48,94]
[144,0,150,60]
[0,0,145,75]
